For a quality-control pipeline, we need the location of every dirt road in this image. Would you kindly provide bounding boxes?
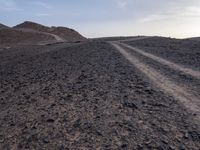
[44,33,65,42]
[120,42,200,79]
[111,42,200,122]
[15,28,66,43]
[0,39,200,149]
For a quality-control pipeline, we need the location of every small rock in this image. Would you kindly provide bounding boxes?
[188,131,200,141]
[179,144,185,150]
[145,89,153,94]
[96,130,102,136]
[145,140,151,145]
[10,123,15,126]
[96,116,100,119]
[59,144,65,150]
[162,127,169,133]
[43,138,49,143]
[121,144,128,148]
[67,94,72,98]
[31,126,37,130]
[0,138,4,143]
[162,139,168,144]
[73,119,81,128]
[192,113,197,116]
[46,119,55,123]
[184,133,189,139]
[51,103,56,107]
[137,144,143,150]
[123,102,138,109]
[169,145,176,150]
[24,95,30,99]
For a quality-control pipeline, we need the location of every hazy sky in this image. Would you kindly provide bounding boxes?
[1,0,200,38]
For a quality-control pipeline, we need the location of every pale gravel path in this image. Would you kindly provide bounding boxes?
[110,42,200,123]
[14,28,66,43]
[43,33,65,42]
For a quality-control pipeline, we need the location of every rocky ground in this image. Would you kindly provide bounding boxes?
[0,38,200,149]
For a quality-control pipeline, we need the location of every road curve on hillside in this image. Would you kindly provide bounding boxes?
[15,28,66,42]
[43,33,65,42]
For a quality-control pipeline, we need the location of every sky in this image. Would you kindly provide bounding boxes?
[0,0,200,38]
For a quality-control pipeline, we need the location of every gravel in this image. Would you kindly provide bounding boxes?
[0,40,200,149]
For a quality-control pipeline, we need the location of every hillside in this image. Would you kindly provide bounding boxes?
[14,21,51,32]
[51,26,86,42]
[0,28,56,48]
[0,23,9,29]
[14,21,86,42]
[0,21,87,47]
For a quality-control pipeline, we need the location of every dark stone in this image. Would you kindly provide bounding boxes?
[123,102,138,109]
[43,138,49,143]
[46,119,55,123]
[184,133,189,139]
[51,103,56,107]
[188,131,200,141]
[73,119,81,128]
[121,144,128,148]
[10,123,15,126]
[169,145,176,150]
[0,135,4,143]
[25,95,30,99]
[179,144,185,150]
[137,144,143,150]
[96,116,100,119]
[96,130,102,136]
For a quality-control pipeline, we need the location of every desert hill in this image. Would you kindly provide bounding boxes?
[14,21,86,42]
[0,28,56,48]
[50,26,86,42]
[0,23,9,29]
[14,21,51,32]
[0,21,86,48]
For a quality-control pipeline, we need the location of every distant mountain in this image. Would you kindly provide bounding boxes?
[0,23,9,29]
[14,21,86,42]
[0,21,87,47]
[14,21,51,32]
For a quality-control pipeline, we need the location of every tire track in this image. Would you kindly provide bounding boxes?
[15,28,66,43]
[44,33,65,42]
[119,42,200,80]
[110,42,200,122]
[123,44,200,99]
